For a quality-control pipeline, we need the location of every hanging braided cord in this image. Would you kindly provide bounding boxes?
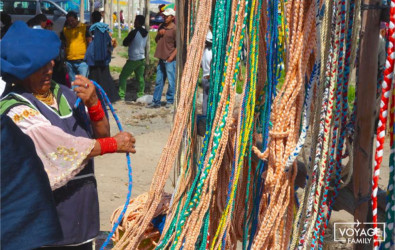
[296,0,342,247]
[289,1,331,249]
[382,86,395,249]
[317,1,360,248]
[307,0,350,246]
[155,1,248,248]
[213,0,262,248]
[251,0,317,248]
[312,0,355,246]
[247,1,283,247]
[182,0,249,246]
[103,0,395,248]
[112,1,213,248]
[289,0,335,248]
[373,1,395,249]
[206,0,232,131]
[239,1,268,249]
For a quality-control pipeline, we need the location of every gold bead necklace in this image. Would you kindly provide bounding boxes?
[33,90,54,106]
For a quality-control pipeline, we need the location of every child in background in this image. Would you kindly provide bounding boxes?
[201,29,213,115]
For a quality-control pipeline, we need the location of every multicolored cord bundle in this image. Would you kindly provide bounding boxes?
[105,0,394,249]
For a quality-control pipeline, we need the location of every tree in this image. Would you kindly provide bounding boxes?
[144,0,150,65]
[127,0,131,31]
[117,0,120,38]
[79,0,85,23]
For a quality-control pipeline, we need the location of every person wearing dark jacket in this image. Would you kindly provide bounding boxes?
[1,115,62,250]
[1,13,12,38]
[85,11,118,101]
[118,15,148,101]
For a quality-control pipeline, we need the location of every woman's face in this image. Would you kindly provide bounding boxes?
[19,60,54,94]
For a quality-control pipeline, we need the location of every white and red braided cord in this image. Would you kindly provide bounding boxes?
[372,2,395,249]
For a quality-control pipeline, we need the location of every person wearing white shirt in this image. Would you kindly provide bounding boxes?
[201,30,213,115]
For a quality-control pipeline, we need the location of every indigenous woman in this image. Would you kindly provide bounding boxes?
[0,21,136,249]
[86,11,118,102]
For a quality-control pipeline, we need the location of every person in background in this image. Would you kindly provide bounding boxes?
[1,21,136,249]
[1,115,62,250]
[113,11,117,25]
[60,11,91,82]
[378,22,387,86]
[118,15,148,101]
[152,4,165,26]
[120,9,124,25]
[375,21,388,130]
[86,11,118,102]
[45,19,53,30]
[201,29,212,116]
[148,8,177,108]
[1,13,12,39]
[27,14,47,29]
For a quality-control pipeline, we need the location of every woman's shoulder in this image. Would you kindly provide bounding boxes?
[0,92,37,115]
[52,81,78,106]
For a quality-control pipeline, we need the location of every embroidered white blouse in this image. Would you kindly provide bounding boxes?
[7,104,95,190]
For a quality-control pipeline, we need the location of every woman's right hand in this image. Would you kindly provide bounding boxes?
[113,132,136,153]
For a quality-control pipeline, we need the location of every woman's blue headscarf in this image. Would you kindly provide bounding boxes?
[1,21,60,81]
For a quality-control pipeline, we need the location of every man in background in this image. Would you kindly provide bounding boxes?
[60,11,91,82]
[148,8,177,108]
[119,15,148,101]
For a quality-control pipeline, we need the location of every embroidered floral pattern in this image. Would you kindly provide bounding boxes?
[44,140,95,190]
[49,146,80,161]
[12,108,39,123]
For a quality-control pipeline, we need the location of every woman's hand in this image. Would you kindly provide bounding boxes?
[113,132,136,153]
[72,75,98,108]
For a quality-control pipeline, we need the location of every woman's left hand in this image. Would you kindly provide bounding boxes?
[72,75,98,108]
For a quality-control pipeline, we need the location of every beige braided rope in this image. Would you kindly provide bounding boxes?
[110,193,171,248]
[251,0,317,248]
[113,1,213,248]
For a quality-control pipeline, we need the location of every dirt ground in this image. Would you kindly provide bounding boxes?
[93,45,391,248]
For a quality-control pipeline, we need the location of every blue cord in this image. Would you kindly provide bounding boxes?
[74,81,133,250]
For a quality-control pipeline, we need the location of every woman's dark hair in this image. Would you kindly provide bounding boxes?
[35,14,47,23]
[1,13,12,27]
[135,15,145,26]
[1,13,12,38]
[91,11,102,23]
[66,11,78,19]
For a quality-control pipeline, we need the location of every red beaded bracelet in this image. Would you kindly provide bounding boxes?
[88,99,105,122]
[97,137,117,155]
